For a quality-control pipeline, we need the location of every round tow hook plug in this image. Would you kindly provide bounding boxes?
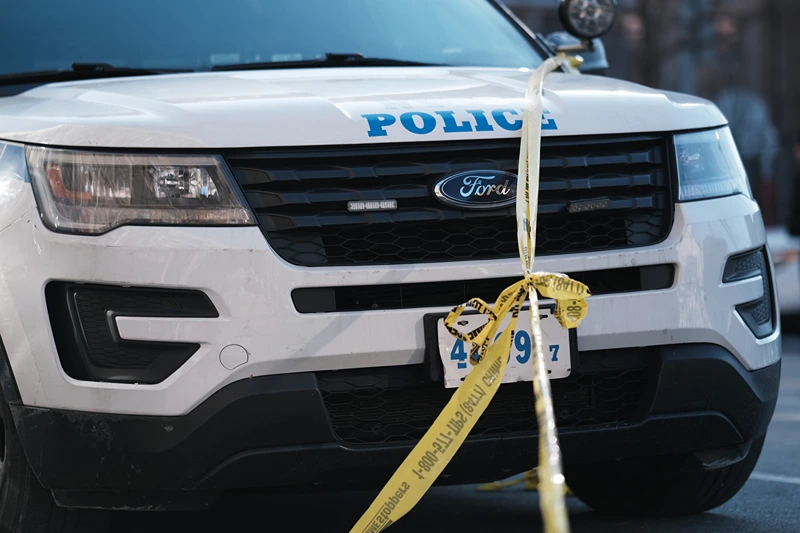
[219,344,249,370]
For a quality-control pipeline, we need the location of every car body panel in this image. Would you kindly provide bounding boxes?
[0,68,726,149]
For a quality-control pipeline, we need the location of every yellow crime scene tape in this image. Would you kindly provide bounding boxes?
[350,55,589,533]
[476,468,573,495]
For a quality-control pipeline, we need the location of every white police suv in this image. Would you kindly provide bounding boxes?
[0,0,780,531]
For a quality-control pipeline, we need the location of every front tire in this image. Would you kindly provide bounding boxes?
[566,436,765,517]
[0,386,110,533]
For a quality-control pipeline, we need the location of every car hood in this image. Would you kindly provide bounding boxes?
[0,67,727,149]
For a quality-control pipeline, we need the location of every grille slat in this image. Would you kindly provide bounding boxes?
[226,137,673,267]
[318,349,652,446]
[255,193,664,231]
[251,190,664,216]
[292,265,675,313]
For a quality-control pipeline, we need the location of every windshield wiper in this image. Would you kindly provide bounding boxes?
[0,63,194,85]
[210,53,443,71]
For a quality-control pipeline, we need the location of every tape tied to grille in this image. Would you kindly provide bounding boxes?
[350,56,588,533]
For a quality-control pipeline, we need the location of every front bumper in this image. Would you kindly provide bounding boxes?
[0,191,781,417]
[10,343,779,510]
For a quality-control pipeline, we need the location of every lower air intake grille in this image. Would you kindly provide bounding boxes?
[318,349,651,446]
[46,282,218,384]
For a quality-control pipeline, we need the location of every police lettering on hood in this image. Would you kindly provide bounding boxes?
[362,108,558,137]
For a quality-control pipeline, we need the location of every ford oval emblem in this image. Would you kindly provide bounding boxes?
[433,170,517,210]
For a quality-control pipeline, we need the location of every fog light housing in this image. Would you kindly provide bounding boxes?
[46,282,219,384]
[723,248,776,339]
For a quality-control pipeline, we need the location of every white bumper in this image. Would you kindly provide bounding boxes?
[0,188,780,416]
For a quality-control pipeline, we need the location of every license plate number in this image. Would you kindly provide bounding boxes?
[437,308,572,388]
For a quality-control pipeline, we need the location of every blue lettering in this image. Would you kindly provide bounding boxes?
[436,111,473,133]
[451,340,468,370]
[363,114,397,137]
[549,344,560,362]
[542,109,558,130]
[467,110,494,132]
[400,112,437,135]
[516,331,531,364]
[364,108,552,138]
[492,109,522,131]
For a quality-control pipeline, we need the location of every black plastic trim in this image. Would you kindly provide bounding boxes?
[739,298,776,339]
[45,282,219,384]
[723,248,766,283]
[649,346,779,440]
[9,343,779,510]
[722,247,777,339]
[292,264,675,313]
[11,373,332,492]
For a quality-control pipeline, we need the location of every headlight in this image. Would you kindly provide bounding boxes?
[26,147,255,234]
[674,127,752,202]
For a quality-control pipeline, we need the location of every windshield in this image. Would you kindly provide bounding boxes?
[0,0,544,76]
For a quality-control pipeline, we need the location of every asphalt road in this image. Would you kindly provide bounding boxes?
[119,336,800,533]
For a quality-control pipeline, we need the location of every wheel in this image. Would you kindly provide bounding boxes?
[0,386,110,533]
[565,436,765,517]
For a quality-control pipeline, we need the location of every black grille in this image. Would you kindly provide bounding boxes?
[225,136,674,266]
[73,291,190,369]
[318,349,651,445]
[293,264,675,313]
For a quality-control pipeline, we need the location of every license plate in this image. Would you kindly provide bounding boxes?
[437,307,572,389]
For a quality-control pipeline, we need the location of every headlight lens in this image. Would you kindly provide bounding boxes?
[26,147,255,234]
[674,127,751,202]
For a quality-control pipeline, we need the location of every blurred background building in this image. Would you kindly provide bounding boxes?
[506,0,800,228]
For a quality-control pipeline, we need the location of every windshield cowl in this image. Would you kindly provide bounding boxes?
[0,64,194,86]
[210,53,444,71]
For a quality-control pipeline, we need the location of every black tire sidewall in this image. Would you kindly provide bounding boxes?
[566,436,767,517]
